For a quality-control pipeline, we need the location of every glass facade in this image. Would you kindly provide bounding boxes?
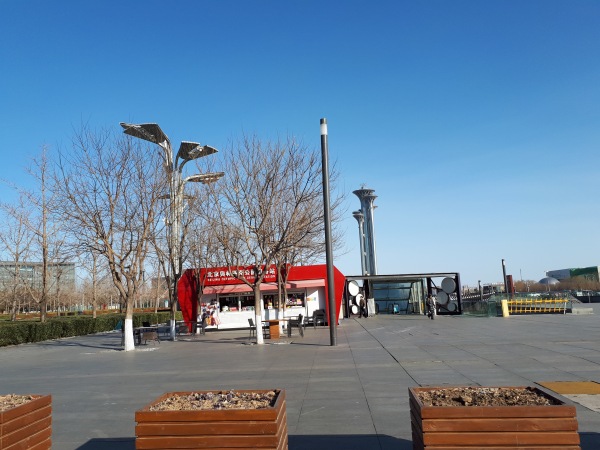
[0,261,75,294]
[371,280,423,314]
[217,291,306,312]
[219,295,255,312]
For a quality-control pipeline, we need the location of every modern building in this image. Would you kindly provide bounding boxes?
[0,261,75,293]
[546,266,600,282]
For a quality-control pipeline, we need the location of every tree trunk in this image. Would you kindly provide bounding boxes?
[123,300,135,351]
[10,295,17,321]
[254,285,264,345]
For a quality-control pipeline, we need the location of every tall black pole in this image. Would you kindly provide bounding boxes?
[320,118,337,346]
[502,259,508,298]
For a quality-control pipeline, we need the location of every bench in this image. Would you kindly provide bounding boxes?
[140,330,160,345]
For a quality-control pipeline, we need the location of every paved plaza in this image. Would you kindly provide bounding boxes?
[2,305,600,449]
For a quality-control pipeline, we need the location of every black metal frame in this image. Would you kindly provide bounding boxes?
[344,272,463,317]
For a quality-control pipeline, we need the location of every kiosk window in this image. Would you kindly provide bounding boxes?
[263,294,275,309]
[240,295,255,311]
[219,296,239,312]
[286,292,305,307]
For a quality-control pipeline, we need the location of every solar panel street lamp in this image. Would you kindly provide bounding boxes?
[177,142,218,168]
[120,122,222,340]
[184,173,224,184]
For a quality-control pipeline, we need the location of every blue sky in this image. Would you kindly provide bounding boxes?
[1,1,599,287]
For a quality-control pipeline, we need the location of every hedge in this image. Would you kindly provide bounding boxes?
[0,311,182,347]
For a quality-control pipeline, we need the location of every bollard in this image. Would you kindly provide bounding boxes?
[501,299,510,317]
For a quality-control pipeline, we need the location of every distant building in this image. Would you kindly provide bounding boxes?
[546,266,600,282]
[0,261,76,293]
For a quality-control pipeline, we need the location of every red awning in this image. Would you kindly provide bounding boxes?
[202,285,252,294]
[288,279,325,288]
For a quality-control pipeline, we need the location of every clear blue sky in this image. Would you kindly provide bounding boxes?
[1,1,599,287]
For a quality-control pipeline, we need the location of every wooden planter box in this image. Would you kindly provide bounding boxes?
[409,386,580,450]
[135,389,287,449]
[0,394,52,450]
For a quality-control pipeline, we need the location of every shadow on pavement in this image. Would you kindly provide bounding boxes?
[289,434,412,449]
[581,432,600,449]
[74,434,411,450]
[75,437,135,449]
[37,338,122,351]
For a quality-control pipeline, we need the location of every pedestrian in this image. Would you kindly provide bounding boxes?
[199,309,209,335]
[359,295,368,318]
[426,295,436,320]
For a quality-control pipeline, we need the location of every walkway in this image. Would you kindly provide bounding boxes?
[2,305,600,449]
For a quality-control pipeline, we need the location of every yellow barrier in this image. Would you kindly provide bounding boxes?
[501,299,510,317]
[506,298,568,314]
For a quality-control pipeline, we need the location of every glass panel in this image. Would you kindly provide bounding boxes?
[372,280,416,314]
[286,292,305,307]
[240,295,255,311]
[219,296,239,312]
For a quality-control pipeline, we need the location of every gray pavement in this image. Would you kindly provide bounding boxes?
[2,305,600,449]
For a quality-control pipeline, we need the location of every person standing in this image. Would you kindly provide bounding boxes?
[359,295,368,318]
[426,295,436,320]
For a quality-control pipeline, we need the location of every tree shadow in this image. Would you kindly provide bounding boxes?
[36,336,123,351]
[176,336,254,345]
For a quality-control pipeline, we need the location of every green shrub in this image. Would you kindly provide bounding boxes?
[0,311,182,347]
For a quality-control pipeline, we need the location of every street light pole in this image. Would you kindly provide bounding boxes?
[320,118,337,346]
[120,123,223,340]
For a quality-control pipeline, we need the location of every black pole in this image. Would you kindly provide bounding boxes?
[502,259,508,298]
[320,118,337,346]
[478,280,482,302]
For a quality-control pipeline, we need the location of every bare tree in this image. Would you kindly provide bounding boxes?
[77,248,107,318]
[273,171,346,311]
[26,148,54,322]
[53,126,165,351]
[209,134,344,344]
[0,197,34,320]
[186,184,225,327]
[1,148,68,322]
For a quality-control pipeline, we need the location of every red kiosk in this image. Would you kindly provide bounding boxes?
[177,264,346,332]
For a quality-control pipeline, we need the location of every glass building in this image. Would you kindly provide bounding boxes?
[0,261,75,293]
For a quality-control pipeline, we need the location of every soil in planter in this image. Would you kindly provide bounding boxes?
[417,387,562,407]
[0,394,36,411]
[149,390,278,411]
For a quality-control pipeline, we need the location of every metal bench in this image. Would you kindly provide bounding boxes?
[311,309,326,328]
[140,330,160,345]
[287,314,304,337]
[248,318,269,339]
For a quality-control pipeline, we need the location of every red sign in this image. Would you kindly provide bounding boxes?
[200,265,278,286]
